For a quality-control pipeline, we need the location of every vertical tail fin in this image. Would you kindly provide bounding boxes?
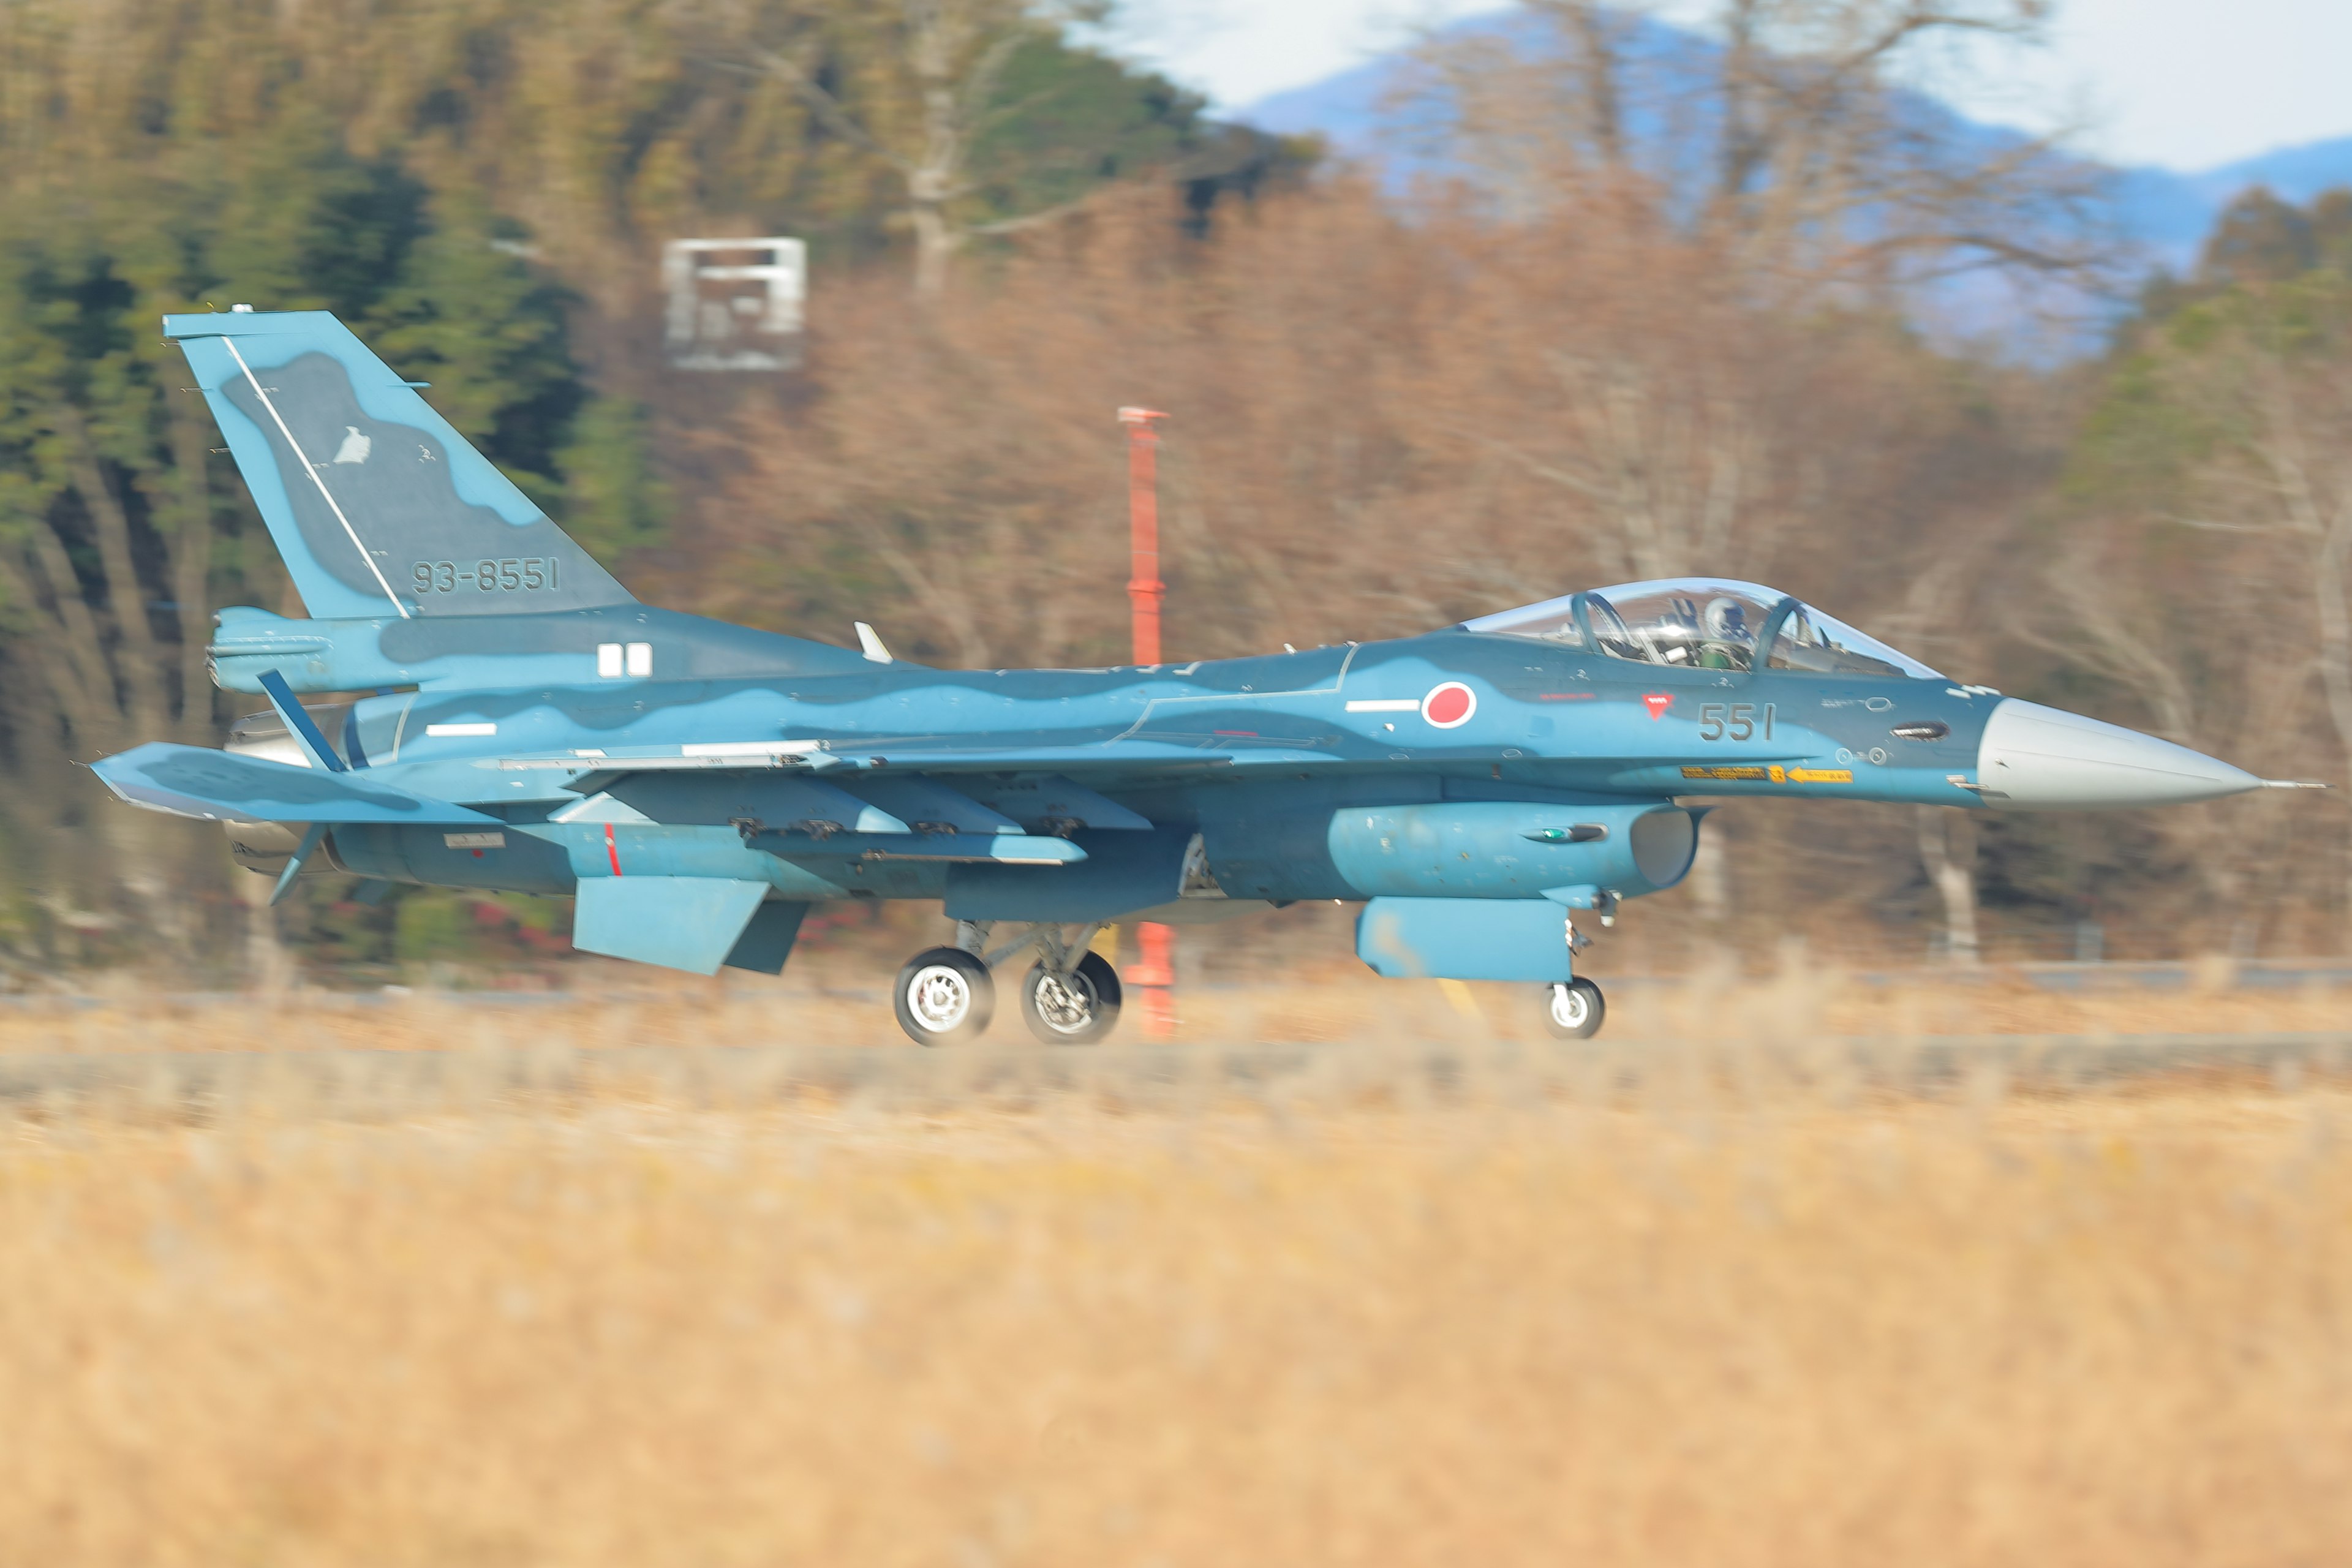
[164,310,635,620]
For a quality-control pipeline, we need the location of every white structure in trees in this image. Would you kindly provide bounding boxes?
[662,238,806,371]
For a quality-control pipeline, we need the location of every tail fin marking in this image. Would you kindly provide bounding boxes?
[165,311,636,621]
[219,334,412,618]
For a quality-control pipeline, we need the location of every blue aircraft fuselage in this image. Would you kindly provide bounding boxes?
[88,308,2290,1041]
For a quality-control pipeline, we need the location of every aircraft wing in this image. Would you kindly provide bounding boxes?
[93,742,502,825]
[842,745,1345,773]
[484,736,1349,786]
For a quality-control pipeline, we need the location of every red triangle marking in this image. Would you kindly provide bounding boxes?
[1642,693,1673,720]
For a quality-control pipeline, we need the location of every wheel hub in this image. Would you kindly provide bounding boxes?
[1550,983,1589,1030]
[909,965,973,1030]
[1031,971,1096,1033]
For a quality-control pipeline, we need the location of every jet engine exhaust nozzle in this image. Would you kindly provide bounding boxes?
[1976,699,2263,809]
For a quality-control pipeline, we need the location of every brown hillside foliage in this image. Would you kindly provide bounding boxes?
[694,184,2036,675]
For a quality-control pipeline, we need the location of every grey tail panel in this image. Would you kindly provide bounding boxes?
[163,310,635,621]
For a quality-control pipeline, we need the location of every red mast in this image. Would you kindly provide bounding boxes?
[1119,407,1175,1036]
[1121,408,1167,662]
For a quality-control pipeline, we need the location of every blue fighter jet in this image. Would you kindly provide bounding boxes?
[90,310,2300,1042]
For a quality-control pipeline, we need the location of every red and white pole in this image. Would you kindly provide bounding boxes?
[1118,407,1175,1037]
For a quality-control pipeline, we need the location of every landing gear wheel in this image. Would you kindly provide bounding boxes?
[1019,951,1123,1045]
[895,948,995,1046]
[1543,978,1605,1040]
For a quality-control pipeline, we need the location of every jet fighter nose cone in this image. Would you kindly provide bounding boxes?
[1976,699,2263,809]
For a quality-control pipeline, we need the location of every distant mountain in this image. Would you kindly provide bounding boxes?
[1238,13,2352,274]
[1241,11,1730,209]
[1240,47,1406,162]
[2117,138,2352,260]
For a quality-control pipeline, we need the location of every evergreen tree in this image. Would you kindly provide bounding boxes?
[0,0,1244,971]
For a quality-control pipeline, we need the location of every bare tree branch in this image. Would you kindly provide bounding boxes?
[738,50,912,172]
[56,405,166,734]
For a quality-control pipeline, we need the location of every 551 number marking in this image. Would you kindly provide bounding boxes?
[1698,702,1774,742]
[412,557,561,596]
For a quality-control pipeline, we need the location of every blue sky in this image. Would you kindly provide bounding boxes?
[1109,0,2352,173]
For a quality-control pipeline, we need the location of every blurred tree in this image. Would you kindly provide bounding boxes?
[722,0,1205,298]
[2314,189,2352,274]
[1399,0,2112,301]
[2046,195,2352,946]
[2198,186,2319,288]
[1915,807,1980,963]
[0,130,623,969]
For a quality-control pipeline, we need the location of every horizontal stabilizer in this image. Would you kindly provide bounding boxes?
[91,742,500,825]
[573,878,771,974]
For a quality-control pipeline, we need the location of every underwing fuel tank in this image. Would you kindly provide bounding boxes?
[1322,801,1700,902]
[1976,699,2266,808]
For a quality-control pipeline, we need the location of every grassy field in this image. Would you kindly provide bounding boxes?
[4,960,2350,1057]
[3,982,2350,1565]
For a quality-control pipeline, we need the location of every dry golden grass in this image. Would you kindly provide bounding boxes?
[4,1008,2351,1566]
[2,963,2347,1058]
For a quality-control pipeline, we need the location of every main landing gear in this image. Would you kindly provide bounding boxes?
[894,948,995,1046]
[892,921,1122,1047]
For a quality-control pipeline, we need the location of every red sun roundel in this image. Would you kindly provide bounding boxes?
[1422,682,1477,728]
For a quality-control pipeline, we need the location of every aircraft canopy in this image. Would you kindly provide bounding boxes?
[1461,578,1943,680]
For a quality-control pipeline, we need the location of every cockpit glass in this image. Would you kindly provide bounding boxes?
[1452,592,1587,647]
[1463,578,1942,679]
[1766,604,1943,679]
[1583,581,1778,669]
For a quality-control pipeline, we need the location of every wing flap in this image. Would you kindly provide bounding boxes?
[92,742,500,825]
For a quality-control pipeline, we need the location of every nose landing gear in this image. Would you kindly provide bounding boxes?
[1542,978,1606,1039]
[1538,910,1606,1039]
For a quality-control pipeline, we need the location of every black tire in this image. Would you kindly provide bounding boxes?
[894,947,996,1046]
[1018,951,1123,1045]
[1541,978,1605,1039]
